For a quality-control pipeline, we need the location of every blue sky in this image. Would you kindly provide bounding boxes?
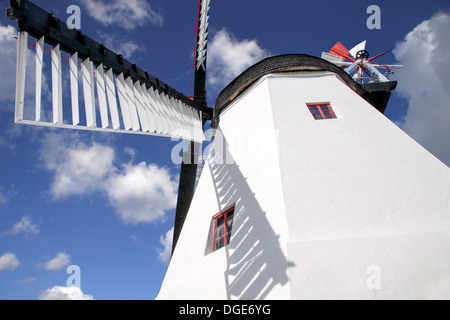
[0,0,449,300]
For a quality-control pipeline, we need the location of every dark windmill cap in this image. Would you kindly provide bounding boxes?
[212,54,397,126]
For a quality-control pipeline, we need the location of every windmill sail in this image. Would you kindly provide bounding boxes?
[8,0,206,142]
[348,40,366,59]
[195,0,210,71]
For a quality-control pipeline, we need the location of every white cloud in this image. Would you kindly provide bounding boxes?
[0,184,18,205]
[208,28,270,89]
[0,121,24,153]
[157,227,173,265]
[0,188,8,204]
[39,286,93,300]
[393,12,450,166]
[97,31,143,59]
[79,0,163,30]
[43,252,71,271]
[0,252,20,271]
[39,132,115,199]
[0,24,15,42]
[18,277,37,284]
[0,135,16,153]
[39,132,178,225]
[104,162,178,225]
[50,142,115,198]
[7,216,40,236]
[0,24,20,107]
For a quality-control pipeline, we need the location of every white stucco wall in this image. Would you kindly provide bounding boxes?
[157,72,450,300]
[268,72,450,299]
[157,76,290,300]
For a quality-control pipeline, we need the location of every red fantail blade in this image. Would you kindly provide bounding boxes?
[368,49,392,62]
[329,42,356,63]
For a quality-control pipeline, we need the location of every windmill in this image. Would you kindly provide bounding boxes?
[321,40,403,84]
[6,1,450,300]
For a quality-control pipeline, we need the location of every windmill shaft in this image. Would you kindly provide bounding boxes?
[172,0,211,255]
[172,141,201,255]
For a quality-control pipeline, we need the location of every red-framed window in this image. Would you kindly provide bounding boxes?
[213,205,235,251]
[307,103,337,120]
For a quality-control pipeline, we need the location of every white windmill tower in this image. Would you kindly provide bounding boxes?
[7,1,450,300]
[157,57,450,298]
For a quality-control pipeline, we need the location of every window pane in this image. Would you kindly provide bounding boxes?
[226,219,233,233]
[320,105,330,111]
[309,106,319,111]
[226,232,231,245]
[216,225,224,238]
[226,211,234,232]
[226,210,234,221]
[216,215,224,227]
[215,237,224,250]
[313,114,323,119]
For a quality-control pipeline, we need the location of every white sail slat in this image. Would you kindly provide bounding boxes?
[133,81,150,132]
[81,58,96,128]
[35,36,44,122]
[105,68,120,130]
[125,76,141,131]
[155,91,177,134]
[142,86,165,134]
[95,64,110,128]
[15,31,28,123]
[138,83,157,133]
[147,87,170,134]
[116,73,132,130]
[51,44,63,124]
[160,93,184,138]
[172,99,192,137]
[69,52,79,125]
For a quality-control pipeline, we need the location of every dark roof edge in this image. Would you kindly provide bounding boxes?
[361,81,398,114]
[213,54,396,125]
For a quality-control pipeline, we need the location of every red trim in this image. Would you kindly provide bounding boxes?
[212,204,235,251]
[212,204,235,219]
[23,39,80,67]
[368,49,392,62]
[307,103,337,120]
[213,214,218,251]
